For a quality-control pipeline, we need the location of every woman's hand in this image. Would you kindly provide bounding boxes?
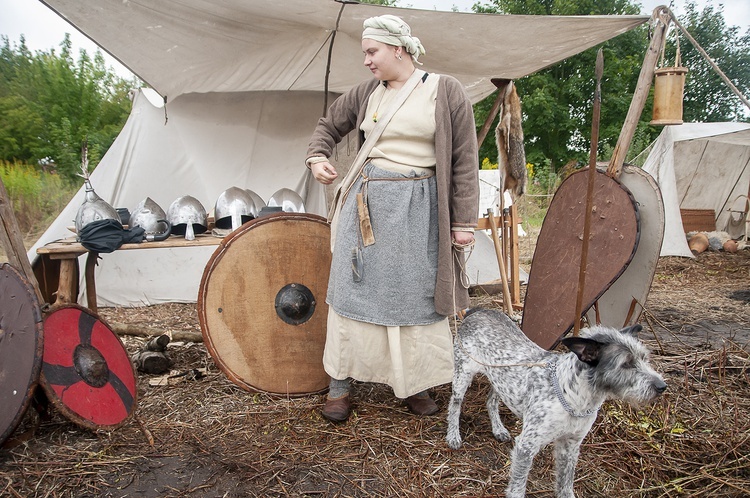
[311,161,339,185]
[451,230,475,247]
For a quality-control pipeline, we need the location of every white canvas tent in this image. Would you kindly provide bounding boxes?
[643,122,750,258]
[29,0,648,306]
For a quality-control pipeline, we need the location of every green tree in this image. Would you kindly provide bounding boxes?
[668,2,750,122]
[0,34,138,182]
[472,0,649,173]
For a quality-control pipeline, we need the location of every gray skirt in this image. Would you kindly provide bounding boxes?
[326,162,442,326]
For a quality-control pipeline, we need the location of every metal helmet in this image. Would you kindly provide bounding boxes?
[245,189,266,210]
[130,197,172,241]
[267,188,305,213]
[167,195,208,241]
[214,187,257,231]
[75,180,120,233]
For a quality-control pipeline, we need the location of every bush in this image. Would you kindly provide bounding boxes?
[0,160,76,239]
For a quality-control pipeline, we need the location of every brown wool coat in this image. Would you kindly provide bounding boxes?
[307,74,479,315]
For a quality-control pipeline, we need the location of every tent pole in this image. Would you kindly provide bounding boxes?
[607,7,671,178]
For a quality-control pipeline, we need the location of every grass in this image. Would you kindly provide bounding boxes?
[0,160,77,260]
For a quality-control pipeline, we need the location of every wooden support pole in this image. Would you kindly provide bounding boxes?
[0,175,45,304]
[487,208,513,315]
[607,7,671,178]
[55,258,78,306]
[85,252,98,313]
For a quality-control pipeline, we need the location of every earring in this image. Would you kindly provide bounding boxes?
[397,54,403,60]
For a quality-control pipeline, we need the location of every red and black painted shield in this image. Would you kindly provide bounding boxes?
[40,305,137,430]
[0,263,44,446]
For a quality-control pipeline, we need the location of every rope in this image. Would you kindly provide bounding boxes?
[666,7,750,112]
[449,242,548,369]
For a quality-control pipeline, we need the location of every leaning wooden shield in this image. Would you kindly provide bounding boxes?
[522,169,640,349]
[40,305,137,430]
[0,264,44,446]
[584,165,664,329]
[198,212,331,395]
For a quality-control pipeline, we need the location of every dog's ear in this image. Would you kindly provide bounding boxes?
[560,337,603,366]
[619,324,642,336]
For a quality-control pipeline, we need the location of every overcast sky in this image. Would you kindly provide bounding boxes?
[1,0,748,79]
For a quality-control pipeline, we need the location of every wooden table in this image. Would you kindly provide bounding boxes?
[36,235,221,312]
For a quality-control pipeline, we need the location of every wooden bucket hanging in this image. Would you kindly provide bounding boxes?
[198,212,330,396]
[650,66,688,125]
[651,32,688,126]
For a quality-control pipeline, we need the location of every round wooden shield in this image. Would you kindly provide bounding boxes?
[198,212,331,396]
[0,263,44,446]
[584,165,664,329]
[40,305,137,430]
[521,169,640,349]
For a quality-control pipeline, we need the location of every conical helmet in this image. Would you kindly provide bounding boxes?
[214,187,257,231]
[267,188,305,213]
[130,197,170,236]
[167,195,208,241]
[245,189,266,211]
[75,180,120,233]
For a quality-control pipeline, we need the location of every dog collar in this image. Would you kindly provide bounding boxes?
[546,359,599,418]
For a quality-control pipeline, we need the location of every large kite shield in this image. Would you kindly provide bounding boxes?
[0,263,44,446]
[40,305,138,430]
[522,169,640,349]
[198,212,331,396]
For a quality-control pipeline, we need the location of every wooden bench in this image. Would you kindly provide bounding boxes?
[36,235,221,312]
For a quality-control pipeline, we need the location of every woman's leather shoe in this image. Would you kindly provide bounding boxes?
[321,394,350,422]
[405,393,439,415]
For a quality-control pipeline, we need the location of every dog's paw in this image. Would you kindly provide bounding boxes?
[446,433,462,450]
[493,427,511,442]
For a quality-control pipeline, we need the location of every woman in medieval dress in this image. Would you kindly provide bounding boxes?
[306,14,478,422]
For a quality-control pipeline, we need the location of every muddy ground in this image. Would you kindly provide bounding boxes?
[1,250,749,497]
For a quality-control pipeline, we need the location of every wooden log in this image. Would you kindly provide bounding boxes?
[110,322,203,343]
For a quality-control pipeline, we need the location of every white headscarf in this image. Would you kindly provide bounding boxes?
[362,15,425,64]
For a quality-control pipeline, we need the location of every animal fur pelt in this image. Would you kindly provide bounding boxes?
[495,81,527,201]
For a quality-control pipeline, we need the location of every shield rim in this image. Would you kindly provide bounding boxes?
[0,263,44,446]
